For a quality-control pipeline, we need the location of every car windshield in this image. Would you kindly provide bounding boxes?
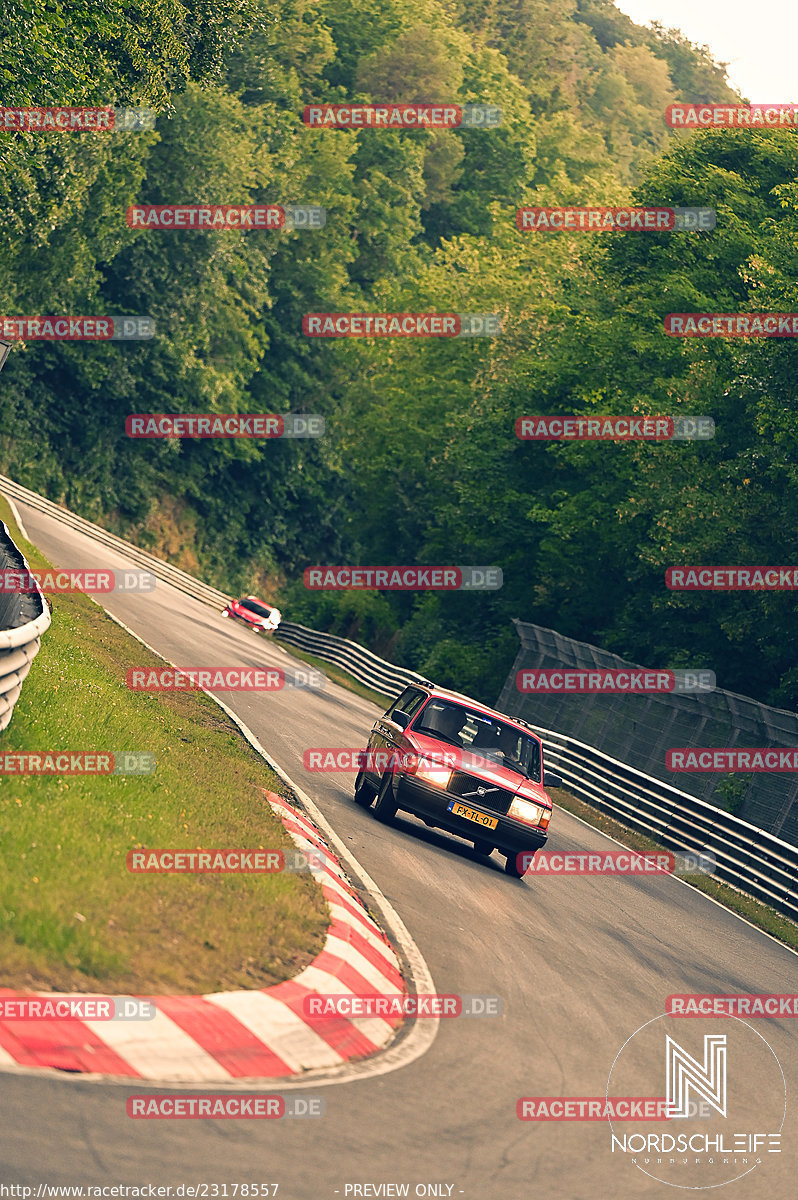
[239,599,273,618]
[412,699,541,781]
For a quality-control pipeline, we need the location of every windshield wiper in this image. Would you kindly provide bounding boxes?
[419,732,462,747]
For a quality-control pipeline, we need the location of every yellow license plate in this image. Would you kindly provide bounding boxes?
[447,800,498,830]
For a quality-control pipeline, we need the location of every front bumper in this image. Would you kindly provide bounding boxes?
[227,610,272,631]
[395,775,548,853]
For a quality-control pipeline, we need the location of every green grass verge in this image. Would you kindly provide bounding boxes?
[0,496,328,994]
[550,786,798,952]
[275,640,394,710]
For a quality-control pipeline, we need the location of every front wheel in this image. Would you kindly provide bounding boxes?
[504,851,529,878]
[372,770,399,823]
[353,771,375,808]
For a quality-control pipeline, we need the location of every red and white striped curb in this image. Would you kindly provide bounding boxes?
[0,790,405,1082]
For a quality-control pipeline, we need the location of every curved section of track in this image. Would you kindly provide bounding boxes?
[1,491,796,1200]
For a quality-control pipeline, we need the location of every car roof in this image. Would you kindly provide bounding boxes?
[415,685,539,739]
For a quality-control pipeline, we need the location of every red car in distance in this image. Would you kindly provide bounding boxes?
[222,595,282,634]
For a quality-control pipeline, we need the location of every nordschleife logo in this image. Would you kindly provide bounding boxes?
[666,1034,727,1119]
[606,1014,785,1188]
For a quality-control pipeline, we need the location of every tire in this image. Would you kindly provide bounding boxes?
[473,839,495,857]
[504,851,529,878]
[353,771,375,808]
[372,769,399,823]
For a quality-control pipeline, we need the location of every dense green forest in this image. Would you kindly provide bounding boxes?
[2,0,796,710]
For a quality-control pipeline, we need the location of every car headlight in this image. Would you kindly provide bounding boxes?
[508,797,550,828]
[412,757,452,788]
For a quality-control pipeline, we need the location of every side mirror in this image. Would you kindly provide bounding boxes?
[390,710,411,731]
[543,772,562,790]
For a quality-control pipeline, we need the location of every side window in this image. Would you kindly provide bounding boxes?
[385,687,414,717]
[386,687,427,720]
[527,738,541,781]
[401,689,428,722]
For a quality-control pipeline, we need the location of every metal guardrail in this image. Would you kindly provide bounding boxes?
[274,620,429,697]
[1,474,795,921]
[0,520,50,732]
[0,474,231,611]
[275,624,798,921]
[523,721,798,923]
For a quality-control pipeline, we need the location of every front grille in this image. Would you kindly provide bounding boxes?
[447,771,515,815]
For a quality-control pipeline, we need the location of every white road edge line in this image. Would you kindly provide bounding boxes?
[3,492,30,543]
